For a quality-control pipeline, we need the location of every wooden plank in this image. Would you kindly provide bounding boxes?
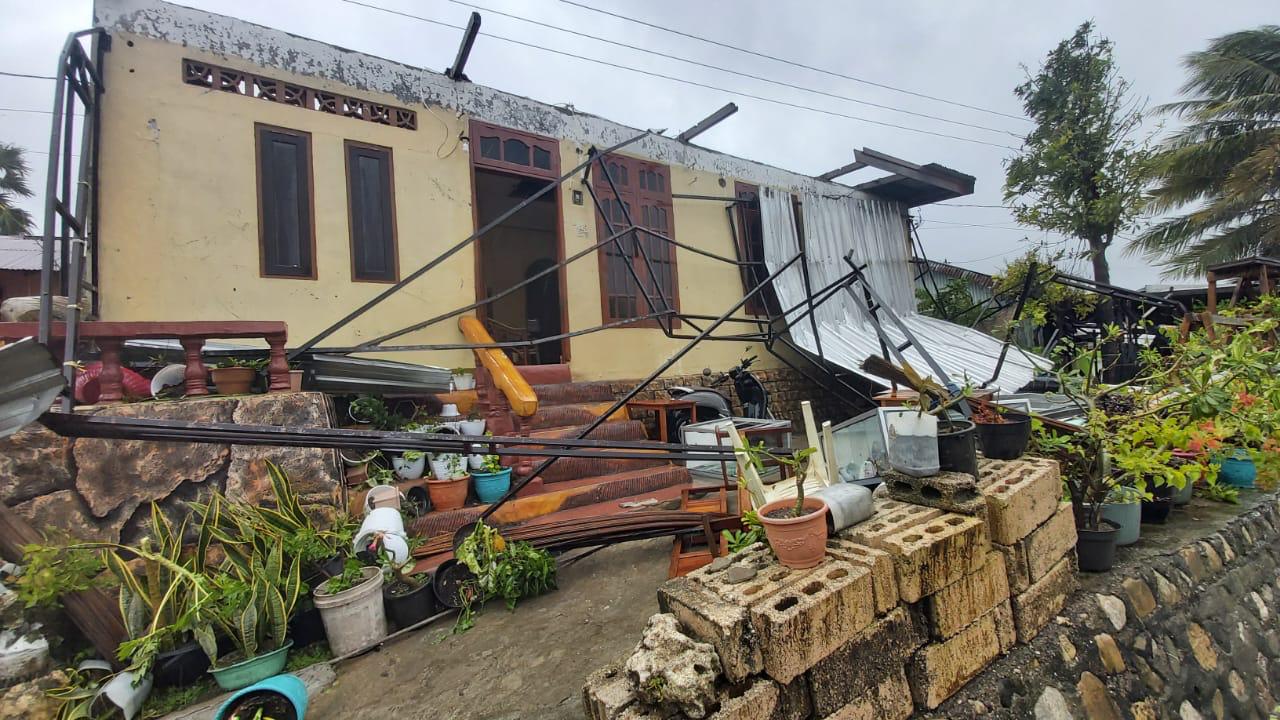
[0,503,127,667]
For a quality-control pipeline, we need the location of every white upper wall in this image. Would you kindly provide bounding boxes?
[92,0,883,200]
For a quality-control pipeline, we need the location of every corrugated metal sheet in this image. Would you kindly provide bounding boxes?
[760,190,1049,392]
[0,236,56,271]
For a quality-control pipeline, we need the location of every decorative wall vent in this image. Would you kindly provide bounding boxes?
[182,58,417,131]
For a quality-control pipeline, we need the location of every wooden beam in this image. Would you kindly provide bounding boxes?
[816,160,868,182]
[676,102,738,143]
[854,147,974,196]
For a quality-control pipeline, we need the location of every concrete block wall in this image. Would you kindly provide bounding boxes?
[583,457,1077,719]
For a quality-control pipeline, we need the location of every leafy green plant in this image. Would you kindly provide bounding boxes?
[365,464,398,488]
[739,443,818,518]
[204,539,302,665]
[46,665,112,720]
[1199,478,1240,505]
[321,559,369,596]
[478,455,504,474]
[215,357,268,371]
[11,535,110,609]
[721,510,764,554]
[453,523,556,632]
[401,450,425,463]
[348,395,404,431]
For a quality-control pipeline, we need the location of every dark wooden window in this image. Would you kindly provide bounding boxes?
[255,124,315,278]
[733,183,779,316]
[345,141,398,282]
[470,120,559,179]
[593,154,679,325]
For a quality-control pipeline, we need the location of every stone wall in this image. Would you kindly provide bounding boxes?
[0,392,344,545]
[582,457,1077,720]
[922,493,1280,720]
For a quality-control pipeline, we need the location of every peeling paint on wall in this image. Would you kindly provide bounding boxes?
[93,0,875,199]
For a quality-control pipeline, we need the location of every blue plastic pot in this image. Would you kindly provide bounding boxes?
[214,673,308,720]
[1219,455,1256,489]
[472,467,513,504]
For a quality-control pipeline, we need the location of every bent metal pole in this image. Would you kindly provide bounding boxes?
[475,250,806,523]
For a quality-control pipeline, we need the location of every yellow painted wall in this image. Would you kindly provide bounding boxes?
[98,33,780,381]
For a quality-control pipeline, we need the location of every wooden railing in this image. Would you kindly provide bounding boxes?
[458,316,537,418]
[0,321,291,403]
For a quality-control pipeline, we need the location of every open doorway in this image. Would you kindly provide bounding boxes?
[473,167,564,365]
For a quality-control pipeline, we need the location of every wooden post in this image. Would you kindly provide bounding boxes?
[179,337,209,396]
[265,333,291,393]
[96,337,124,404]
[1207,271,1218,316]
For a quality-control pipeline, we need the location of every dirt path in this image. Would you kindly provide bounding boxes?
[307,538,670,720]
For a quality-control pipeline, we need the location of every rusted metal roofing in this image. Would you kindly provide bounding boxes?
[0,236,55,271]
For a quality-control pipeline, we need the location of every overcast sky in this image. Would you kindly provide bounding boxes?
[1,0,1275,288]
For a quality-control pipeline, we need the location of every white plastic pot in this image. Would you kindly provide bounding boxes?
[313,567,387,657]
[391,454,425,480]
[468,454,486,471]
[451,373,476,391]
[353,508,409,564]
[362,485,402,514]
[98,670,153,720]
[429,457,453,481]
[458,419,486,436]
[885,412,939,477]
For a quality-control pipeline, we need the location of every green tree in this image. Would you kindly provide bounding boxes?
[0,143,35,235]
[915,280,984,326]
[1004,22,1150,304]
[1130,26,1280,277]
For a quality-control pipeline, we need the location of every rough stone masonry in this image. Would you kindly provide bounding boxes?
[583,456,1077,719]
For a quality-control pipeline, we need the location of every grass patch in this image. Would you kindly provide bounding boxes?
[285,642,332,671]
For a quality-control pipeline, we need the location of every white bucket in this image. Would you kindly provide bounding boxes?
[458,419,486,436]
[885,412,940,477]
[362,485,402,514]
[313,567,387,656]
[354,508,408,564]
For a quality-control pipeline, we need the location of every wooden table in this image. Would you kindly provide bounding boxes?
[626,398,697,444]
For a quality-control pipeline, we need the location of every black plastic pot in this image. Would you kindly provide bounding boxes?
[288,601,327,649]
[384,578,439,629]
[153,641,211,688]
[433,559,477,609]
[975,418,1031,460]
[1076,520,1120,572]
[937,420,979,477]
[1140,498,1174,524]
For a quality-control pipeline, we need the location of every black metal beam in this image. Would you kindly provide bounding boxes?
[445,11,481,81]
[289,131,650,358]
[676,102,737,143]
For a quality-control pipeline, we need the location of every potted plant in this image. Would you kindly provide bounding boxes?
[288,362,304,392]
[211,357,266,395]
[937,415,978,477]
[451,367,476,391]
[458,412,486,436]
[972,398,1031,460]
[391,450,426,481]
[348,395,403,431]
[743,445,829,569]
[427,454,470,511]
[214,673,308,720]
[1032,418,1119,572]
[204,539,303,690]
[1099,484,1142,546]
[452,522,556,632]
[377,540,437,630]
[471,454,512,504]
[312,559,387,657]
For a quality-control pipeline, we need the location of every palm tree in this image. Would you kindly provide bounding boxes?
[1131,26,1280,277]
[0,143,35,235]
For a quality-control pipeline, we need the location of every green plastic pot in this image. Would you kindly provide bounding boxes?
[210,640,293,691]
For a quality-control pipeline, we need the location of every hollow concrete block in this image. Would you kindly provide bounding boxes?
[977,457,1061,545]
[922,551,1010,639]
[878,512,989,603]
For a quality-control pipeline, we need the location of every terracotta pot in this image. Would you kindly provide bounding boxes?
[288,369,304,392]
[211,366,256,395]
[426,475,470,511]
[758,497,829,569]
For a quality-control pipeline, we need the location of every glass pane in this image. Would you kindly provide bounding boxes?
[504,138,530,165]
[532,146,551,170]
[655,173,665,192]
[355,154,389,275]
[479,136,500,160]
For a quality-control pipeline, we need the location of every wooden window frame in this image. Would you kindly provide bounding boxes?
[344,140,400,284]
[592,154,681,328]
[470,120,560,180]
[254,123,317,280]
[733,182,782,317]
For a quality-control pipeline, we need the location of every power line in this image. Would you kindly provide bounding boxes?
[0,70,56,80]
[934,202,1011,208]
[0,107,84,116]
[338,0,1018,151]
[449,0,1020,139]
[557,0,1029,124]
